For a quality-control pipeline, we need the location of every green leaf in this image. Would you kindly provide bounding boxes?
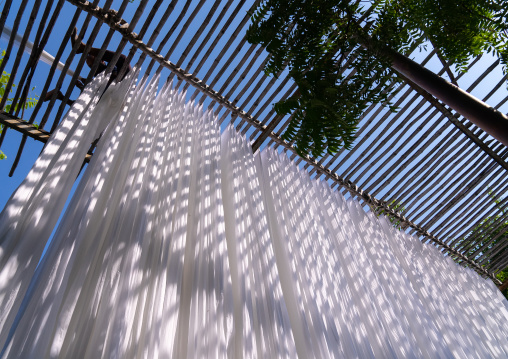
[247,0,508,156]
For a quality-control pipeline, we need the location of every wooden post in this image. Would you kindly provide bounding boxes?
[499,279,508,292]
[357,33,508,147]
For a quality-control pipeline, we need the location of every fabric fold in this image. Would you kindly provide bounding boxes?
[0,75,506,358]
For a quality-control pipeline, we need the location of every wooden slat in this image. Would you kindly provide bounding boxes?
[187,0,260,95]
[159,0,208,69]
[0,111,92,161]
[132,4,176,72]
[27,8,80,129]
[0,0,34,113]
[9,0,52,116]
[144,0,193,75]
[117,0,164,80]
[0,111,50,142]
[5,0,59,176]
[180,0,237,73]
[436,170,508,242]
[0,0,13,39]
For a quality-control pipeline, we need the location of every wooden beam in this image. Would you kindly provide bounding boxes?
[357,32,508,147]
[0,111,92,162]
[0,111,50,142]
[498,278,508,292]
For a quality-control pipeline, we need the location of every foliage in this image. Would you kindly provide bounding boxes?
[454,191,508,299]
[497,268,508,300]
[0,50,39,160]
[246,0,508,157]
[458,191,507,261]
[375,0,508,72]
[376,199,406,230]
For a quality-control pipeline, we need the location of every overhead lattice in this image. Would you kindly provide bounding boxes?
[0,0,507,283]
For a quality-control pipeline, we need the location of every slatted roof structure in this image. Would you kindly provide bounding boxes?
[0,0,507,286]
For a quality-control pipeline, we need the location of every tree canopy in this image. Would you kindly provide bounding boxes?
[246,0,508,157]
[453,190,508,298]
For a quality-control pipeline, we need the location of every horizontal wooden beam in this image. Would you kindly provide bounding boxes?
[356,30,508,147]
[396,76,508,173]
[0,111,92,162]
[0,111,50,142]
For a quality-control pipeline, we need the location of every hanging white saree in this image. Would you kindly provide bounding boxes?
[0,73,507,358]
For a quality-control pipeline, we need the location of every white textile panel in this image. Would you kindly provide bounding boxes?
[0,75,507,358]
[0,71,115,349]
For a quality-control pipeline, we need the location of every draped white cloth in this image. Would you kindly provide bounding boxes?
[0,74,507,358]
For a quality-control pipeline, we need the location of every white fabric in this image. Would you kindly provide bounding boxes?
[0,71,115,346]
[0,74,507,358]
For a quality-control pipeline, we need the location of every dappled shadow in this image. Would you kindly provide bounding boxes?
[1,74,507,358]
[0,73,112,352]
[2,79,234,358]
